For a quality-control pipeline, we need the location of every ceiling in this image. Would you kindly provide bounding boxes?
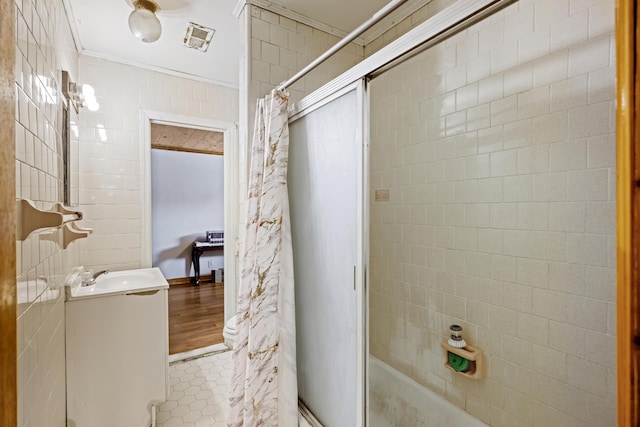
[64,0,392,87]
[151,123,224,155]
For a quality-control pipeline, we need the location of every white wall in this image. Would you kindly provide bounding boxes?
[77,56,238,272]
[151,149,224,280]
[369,0,616,426]
[14,0,80,425]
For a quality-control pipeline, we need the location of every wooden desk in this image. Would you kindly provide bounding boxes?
[191,239,223,285]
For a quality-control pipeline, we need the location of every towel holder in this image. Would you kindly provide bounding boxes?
[62,222,93,249]
[19,199,90,245]
[18,199,63,240]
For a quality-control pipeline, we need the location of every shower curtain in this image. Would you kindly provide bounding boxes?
[229,89,298,427]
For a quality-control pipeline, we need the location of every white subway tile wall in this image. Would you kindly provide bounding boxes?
[239,4,365,258]
[77,56,238,272]
[14,0,80,425]
[246,5,365,125]
[364,0,455,57]
[249,5,364,105]
[369,0,616,426]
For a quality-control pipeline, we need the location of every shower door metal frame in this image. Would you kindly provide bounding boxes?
[289,78,369,426]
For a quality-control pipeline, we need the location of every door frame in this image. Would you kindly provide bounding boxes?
[616,0,639,425]
[139,110,239,323]
[0,0,16,423]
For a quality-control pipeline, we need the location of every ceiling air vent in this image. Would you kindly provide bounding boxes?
[183,22,215,52]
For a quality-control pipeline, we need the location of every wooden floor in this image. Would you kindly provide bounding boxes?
[168,278,224,355]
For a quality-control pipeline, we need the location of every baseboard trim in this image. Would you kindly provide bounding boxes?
[167,276,220,286]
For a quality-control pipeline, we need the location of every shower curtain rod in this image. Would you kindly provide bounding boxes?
[276,0,410,91]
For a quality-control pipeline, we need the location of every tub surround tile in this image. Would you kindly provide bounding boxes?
[369,0,616,425]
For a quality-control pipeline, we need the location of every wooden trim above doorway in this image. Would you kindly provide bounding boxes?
[151,145,224,156]
[616,0,640,425]
[150,123,224,155]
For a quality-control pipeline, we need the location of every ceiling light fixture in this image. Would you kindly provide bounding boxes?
[128,0,162,43]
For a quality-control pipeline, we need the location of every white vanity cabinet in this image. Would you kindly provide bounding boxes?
[65,268,169,427]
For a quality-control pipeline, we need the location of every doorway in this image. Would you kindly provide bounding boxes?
[151,124,224,354]
[140,110,238,360]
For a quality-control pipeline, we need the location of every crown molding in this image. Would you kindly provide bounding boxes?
[232,0,247,18]
[233,0,365,46]
[78,51,240,89]
[62,0,83,56]
[232,0,245,18]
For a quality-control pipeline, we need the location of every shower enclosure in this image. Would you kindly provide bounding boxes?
[289,82,367,427]
[288,0,616,425]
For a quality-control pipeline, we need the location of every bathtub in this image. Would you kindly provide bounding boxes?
[369,357,488,427]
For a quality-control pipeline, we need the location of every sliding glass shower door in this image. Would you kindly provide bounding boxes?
[367,1,617,426]
[288,81,367,427]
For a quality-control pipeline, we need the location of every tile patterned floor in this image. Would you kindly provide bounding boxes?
[157,350,232,427]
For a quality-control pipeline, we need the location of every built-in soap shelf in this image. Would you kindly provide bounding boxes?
[441,341,484,380]
[18,199,92,247]
[441,324,484,380]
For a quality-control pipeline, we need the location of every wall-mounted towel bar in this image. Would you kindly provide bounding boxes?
[52,202,83,223]
[18,199,63,240]
[18,199,91,246]
[62,222,93,249]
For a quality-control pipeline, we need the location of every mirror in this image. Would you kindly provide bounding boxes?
[61,70,79,207]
